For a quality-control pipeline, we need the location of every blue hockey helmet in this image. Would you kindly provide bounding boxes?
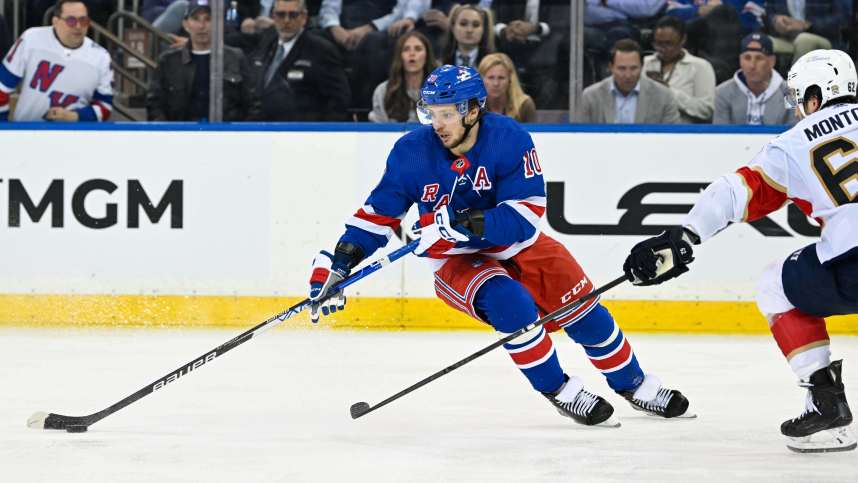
[417,65,487,125]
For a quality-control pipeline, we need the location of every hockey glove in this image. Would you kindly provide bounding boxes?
[623,227,698,286]
[412,206,472,258]
[308,250,350,323]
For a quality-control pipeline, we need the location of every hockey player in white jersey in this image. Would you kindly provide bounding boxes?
[0,0,113,121]
[623,49,857,453]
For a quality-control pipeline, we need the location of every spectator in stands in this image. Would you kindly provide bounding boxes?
[582,0,665,86]
[765,0,845,63]
[369,31,435,123]
[320,0,425,112]
[440,4,494,68]
[146,0,262,121]
[416,1,490,54]
[714,33,790,125]
[667,1,766,84]
[0,14,11,59]
[151,0,261,36]
[579,38,679,124]
[643,16,716,123]
[478,52,536,123]
[493,0,567,109]
[0,0,113,121]
[252,0,350,121]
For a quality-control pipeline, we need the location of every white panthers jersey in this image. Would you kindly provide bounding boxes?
[0,27,113,121]
[685,103,858,265]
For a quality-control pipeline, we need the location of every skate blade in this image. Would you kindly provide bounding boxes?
[596,415,621,428]
[786,425,857,453]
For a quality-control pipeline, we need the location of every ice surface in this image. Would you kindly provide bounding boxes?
[1,328,856,483]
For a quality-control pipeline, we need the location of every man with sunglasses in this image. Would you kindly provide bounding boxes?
[308,65,694,427]
[248,0,350,120]
[0,0,113,121]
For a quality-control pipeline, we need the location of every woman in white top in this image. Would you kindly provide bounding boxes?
[369,31,437,123]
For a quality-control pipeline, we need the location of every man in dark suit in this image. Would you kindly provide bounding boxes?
[252,0,351,121]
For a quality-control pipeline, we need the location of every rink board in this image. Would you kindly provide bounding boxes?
[0,125,855,333]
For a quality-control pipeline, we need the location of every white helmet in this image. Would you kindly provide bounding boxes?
[786,49,858,116]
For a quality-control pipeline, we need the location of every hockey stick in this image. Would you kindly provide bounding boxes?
[27,239,419,433]
[350,273,628,419]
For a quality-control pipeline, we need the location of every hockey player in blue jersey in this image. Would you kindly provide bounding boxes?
[308,65,693,426]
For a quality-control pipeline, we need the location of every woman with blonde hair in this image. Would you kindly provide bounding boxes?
[478,52,536,123]
[440,4,495,68]
[369,31,437,123]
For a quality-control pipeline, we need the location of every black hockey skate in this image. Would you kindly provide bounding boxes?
[542,374,619,427]
[781,360,856,453]
[619,374,694,419]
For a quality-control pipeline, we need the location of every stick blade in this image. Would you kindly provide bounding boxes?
[27,411,49,429]
[350,402,371,419]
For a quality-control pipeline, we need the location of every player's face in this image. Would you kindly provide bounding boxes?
[429,104,466,147]
[483,64,509,100]
[452,9,483,49]
[610,50,642,94]
[740,49,774,85]
[182,10,212,48]
[401,36,426,74]
[53,2,89,48]
[272,0,307,42]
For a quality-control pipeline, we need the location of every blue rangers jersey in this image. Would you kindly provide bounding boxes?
[340,112,546,261]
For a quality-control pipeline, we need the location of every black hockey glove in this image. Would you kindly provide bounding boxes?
[623,227,698,286]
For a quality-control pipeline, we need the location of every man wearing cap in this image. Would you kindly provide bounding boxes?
[713,33,791,125]
[146,0,262,121]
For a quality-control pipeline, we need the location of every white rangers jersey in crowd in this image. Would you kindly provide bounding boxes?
[0,26,113,121]
[685,102,858,265]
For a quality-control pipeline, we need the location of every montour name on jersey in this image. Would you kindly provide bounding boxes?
[804,106,858,142]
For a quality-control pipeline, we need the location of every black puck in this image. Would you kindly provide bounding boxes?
[66,424,88,433]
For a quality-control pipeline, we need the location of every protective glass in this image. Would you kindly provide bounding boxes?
[416,100,467,126]
[60,16,90,28]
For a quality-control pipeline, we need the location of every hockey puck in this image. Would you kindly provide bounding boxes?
[65,424,88,433]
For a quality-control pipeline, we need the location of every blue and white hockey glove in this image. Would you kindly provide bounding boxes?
[308,251,350,323]
[412,206,471,258]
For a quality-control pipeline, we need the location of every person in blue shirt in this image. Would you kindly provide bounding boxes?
[307,65,693,426]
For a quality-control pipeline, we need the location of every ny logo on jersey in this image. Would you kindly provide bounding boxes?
[473,166,492,191]
[421,183,440,202]
[30,61,65,92]
[48,91,79,108]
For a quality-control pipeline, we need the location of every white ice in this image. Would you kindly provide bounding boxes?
[2,328,856,483]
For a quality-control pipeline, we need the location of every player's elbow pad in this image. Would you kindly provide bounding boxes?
[683,174,746,243]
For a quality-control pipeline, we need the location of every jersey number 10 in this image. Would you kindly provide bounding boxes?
[523,148,543,178]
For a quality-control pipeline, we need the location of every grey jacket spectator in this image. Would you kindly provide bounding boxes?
[713,71,790,125]
[146,43,263,121]
[250,27,351,120]
[713,33,790,125]
[579,75,679,124]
